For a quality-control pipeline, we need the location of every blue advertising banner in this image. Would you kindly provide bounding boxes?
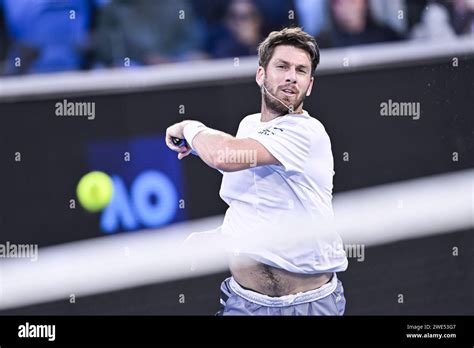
[86,135,187,233]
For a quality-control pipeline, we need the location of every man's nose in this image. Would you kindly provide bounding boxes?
[285,67,297,83]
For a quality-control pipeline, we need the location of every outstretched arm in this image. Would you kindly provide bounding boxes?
[165,120,279,172]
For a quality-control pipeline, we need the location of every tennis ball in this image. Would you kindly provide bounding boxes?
[76,171,113,212]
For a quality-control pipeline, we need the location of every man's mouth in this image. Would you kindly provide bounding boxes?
[281,88,297,97]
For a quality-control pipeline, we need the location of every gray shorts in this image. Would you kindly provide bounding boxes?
[217,273,346,316]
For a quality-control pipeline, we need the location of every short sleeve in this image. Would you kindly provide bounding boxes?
[248,118,318,173]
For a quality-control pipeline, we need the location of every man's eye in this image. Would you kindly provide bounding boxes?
[277,65,285,68]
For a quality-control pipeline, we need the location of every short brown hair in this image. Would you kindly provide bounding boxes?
[258,27,320,76]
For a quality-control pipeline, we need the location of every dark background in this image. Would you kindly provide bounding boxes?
[1,54,473,315]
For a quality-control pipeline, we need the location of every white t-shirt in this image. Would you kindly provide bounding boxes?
[219,111,348,274]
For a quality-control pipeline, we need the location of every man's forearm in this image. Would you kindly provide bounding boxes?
[177,120,277,171]
[191,127,235,170]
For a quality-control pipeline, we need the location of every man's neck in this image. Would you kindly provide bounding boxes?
[260,102,304,122]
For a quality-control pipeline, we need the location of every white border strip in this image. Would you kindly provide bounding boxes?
[0,37,473,101]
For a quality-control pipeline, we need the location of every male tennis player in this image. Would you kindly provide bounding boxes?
[166,27,348,315]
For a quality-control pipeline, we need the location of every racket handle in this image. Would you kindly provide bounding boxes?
[171,137,187,147]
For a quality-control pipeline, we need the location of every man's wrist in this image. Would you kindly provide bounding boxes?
[183,121,208,150]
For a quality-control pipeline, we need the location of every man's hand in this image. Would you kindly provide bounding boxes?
[165,121,193,160]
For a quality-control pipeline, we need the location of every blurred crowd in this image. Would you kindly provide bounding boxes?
[0,0,473,75]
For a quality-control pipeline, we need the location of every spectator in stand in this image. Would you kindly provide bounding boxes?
[450,0,474,35]
[93,0,207,68]
[211,0,265,58]
[410,1,456,39]
[0,2,7,72]
[191,0,229,57]
[0,0,103,75]
[404,0,429,34]
[411,0,474,39]
[317,0,402,48]
[294,0,328,37]
[254,0,297,33]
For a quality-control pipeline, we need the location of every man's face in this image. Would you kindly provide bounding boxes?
[257,45,314,115]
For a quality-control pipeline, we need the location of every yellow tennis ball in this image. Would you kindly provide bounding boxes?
[76,171,113,212]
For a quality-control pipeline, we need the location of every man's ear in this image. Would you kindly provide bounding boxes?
[256,66,265,87]
[306,77,314,96]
